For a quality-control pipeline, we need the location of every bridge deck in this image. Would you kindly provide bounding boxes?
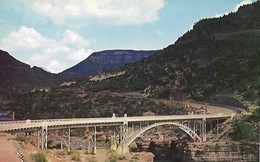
[0,114,233,132]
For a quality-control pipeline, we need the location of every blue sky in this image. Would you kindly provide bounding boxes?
[0,0,254,73]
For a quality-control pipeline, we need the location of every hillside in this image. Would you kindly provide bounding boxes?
[83,2,260,105]
[0,50,61,102]
[59,50,156,80]
[12,2,260,119]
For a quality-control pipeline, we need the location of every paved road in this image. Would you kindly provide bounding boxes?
[0,113,234,132]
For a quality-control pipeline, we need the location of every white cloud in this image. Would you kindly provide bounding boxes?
[48,60,67,73]
[63,29,89,47]
[234,0,252,11]
[67,48,94,61]
[29,0,165,25]
[1,26,52,49]
[0,26,92,73]
[214,0,253,18]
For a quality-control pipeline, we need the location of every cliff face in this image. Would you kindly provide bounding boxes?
[0,50,60,101]
[59,50,157,80]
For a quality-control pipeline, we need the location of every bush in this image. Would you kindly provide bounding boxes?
[71,151,81,161]
[14,134,26,143]
[234,122,253,140]
[32,153,48,162]
[107,153,126,162]
[132,154,139,160]
[67,150,81,161]
[118,155,126,160]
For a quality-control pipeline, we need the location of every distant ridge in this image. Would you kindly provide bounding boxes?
[59,50,157,80]
[0,49,60,101]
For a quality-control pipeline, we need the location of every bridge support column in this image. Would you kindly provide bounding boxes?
[111,128,118,150]
[37,130,40,149]
[117,120,129,154]
[202,118,206,142]
[41,124,48,150]
[94,126,97,155]
[68,127,71,151]
[86,127,97,155]
[216,119,219,134]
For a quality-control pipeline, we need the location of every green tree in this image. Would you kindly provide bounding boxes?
[235,122,253,140]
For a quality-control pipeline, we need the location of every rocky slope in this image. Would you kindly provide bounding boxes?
[59,50,157,80]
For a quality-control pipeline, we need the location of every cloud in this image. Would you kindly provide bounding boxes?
[62,29,89,47]
[234,0,253,11]
[214,0,253,18]
[0,26,92,73]
[29,0,165,25]
[67,48,93,61]
[1,26,52,49]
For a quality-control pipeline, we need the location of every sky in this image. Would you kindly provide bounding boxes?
[0,0,254,73]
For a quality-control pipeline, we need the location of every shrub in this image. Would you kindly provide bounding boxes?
[132,154,139,160]
[71,151,81,161]
[14,134,26,143]
[118,155,126,160]
[234,122,253,140]
[67,150,81,161]
[32,153,48,162]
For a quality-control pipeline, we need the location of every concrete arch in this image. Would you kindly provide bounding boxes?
[127,122,201,146]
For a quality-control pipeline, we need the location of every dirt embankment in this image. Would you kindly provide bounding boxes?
[0,133,20,162]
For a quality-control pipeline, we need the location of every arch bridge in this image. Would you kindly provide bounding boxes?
[0,113,235,154]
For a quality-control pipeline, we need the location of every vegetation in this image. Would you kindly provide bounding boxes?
[14,134,26,143]
[68,150,81,161]
[103,150,127,162]
[132,154,139,160]
[32,153,48,162]
[232,108,260,141]
[14,86,187,119]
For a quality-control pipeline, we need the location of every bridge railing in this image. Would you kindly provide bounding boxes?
[0,113,232,126]
[0,117,120,125]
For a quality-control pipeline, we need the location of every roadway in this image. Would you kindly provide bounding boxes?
[0,113,234,132]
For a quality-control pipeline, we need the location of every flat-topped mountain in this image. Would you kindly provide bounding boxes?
[59,50,157,80]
